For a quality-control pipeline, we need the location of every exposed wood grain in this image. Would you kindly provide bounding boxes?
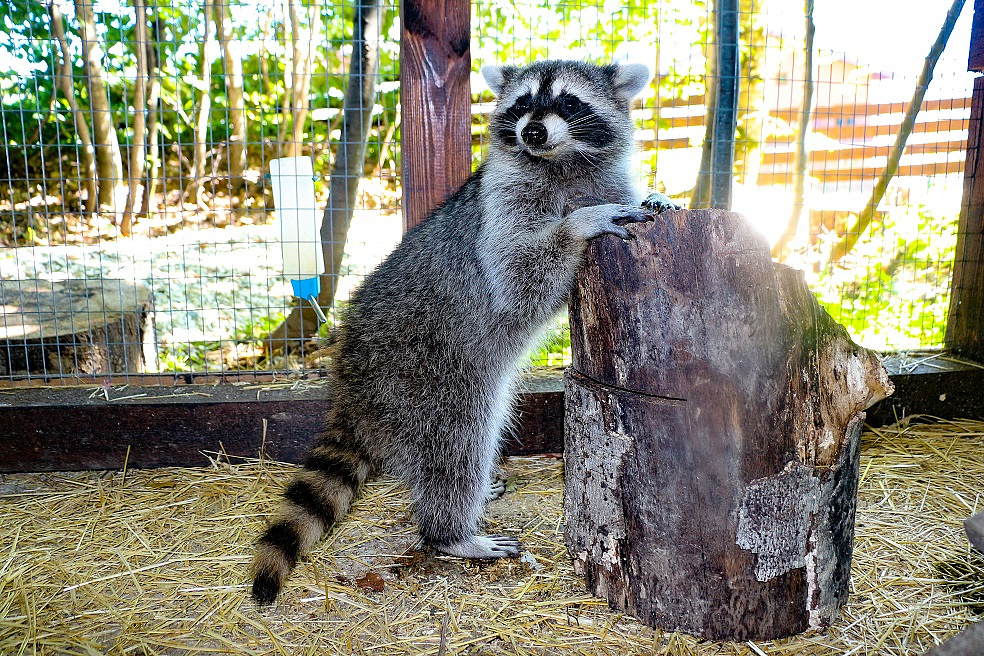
[565,209,893,640]
[946,76,984,361]
[399,0,471,231]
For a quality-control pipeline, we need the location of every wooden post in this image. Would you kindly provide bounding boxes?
[564,209,893,640]
[946,0,984,361]
[399,0,472,231]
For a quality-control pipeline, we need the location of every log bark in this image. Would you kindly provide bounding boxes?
[0,280,155,377]
[564,208,893,640]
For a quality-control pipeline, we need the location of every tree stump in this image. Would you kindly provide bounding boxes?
[564,208,894,640]
[0,279,155,377]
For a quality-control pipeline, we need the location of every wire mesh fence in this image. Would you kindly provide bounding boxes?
[0,0,974,384]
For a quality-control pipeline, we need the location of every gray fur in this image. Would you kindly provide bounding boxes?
[251,60,655,604]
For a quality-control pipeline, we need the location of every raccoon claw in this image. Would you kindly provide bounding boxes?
[434,535,522,559]
[612,208,655,226]
[641,191,682,214]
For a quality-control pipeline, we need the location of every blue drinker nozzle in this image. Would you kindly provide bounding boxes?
[291,276,328,326]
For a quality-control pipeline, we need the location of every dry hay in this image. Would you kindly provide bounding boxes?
[1,416,982,655]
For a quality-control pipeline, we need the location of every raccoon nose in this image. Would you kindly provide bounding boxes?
[521,122,548,148]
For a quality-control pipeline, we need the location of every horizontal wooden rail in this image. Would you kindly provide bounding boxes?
[2,361,982,473]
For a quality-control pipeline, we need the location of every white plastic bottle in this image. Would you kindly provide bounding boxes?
[269,156,327,323]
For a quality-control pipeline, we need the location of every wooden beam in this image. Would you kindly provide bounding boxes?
[946,76,984,360]
[0,371,563,473]
[969,0,984,72]
[399,0,472,231]
[2,362,981,473]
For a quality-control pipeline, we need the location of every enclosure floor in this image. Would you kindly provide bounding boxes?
[1,417,982,655]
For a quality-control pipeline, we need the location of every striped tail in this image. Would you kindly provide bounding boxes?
[250,441,371,606]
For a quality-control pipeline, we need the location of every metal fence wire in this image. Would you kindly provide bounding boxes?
[0,0,974,384]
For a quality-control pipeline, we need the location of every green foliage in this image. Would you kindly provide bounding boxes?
[813,204,957,351]
[528,316,572,367]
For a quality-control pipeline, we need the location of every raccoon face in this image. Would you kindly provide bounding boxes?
[482,60,650,164]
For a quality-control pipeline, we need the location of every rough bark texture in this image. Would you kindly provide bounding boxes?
[0,280,155,377]
[564,208,893,641]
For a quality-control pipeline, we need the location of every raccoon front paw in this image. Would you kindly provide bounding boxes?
[641,191,682,214]
[434,535,522,559]
[565,203,655,241]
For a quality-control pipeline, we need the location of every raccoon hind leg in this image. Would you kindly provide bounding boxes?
[410,417,520,560]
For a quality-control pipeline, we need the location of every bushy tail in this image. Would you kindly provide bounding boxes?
[250,441,371,606]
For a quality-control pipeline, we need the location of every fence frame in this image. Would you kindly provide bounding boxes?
[1,0,983,472]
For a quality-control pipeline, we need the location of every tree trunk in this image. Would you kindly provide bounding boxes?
[691,22,717,209]
[141,16,163,219]
[565,209,893,640]
[215,1,247,188]
[287,0,323,158]
[49,0,97,215]
[260,8,274,96]
[277,0,297,151]
[121,0,150,236]
[827,0,965,263]
[73,0,125,214]
[189,0,215,207]
[691,0,738,209]
[773,0,815,261]
[264,0,382,350]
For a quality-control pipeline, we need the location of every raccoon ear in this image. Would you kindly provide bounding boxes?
[481,65,516,96]
[612,62,652,101]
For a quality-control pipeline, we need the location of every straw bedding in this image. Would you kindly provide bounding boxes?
[1,416,982,655]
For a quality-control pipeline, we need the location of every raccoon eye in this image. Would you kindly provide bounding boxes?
[556,94,584,118]
[511,94,533,115]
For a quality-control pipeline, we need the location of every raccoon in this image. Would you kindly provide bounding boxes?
[250,59,672,606]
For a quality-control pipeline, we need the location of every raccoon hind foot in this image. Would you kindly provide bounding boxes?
[486,470,508,503]
[434,535,521,559]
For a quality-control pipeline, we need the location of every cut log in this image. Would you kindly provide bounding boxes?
[0,279,155,378]
[564,208,893,641]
